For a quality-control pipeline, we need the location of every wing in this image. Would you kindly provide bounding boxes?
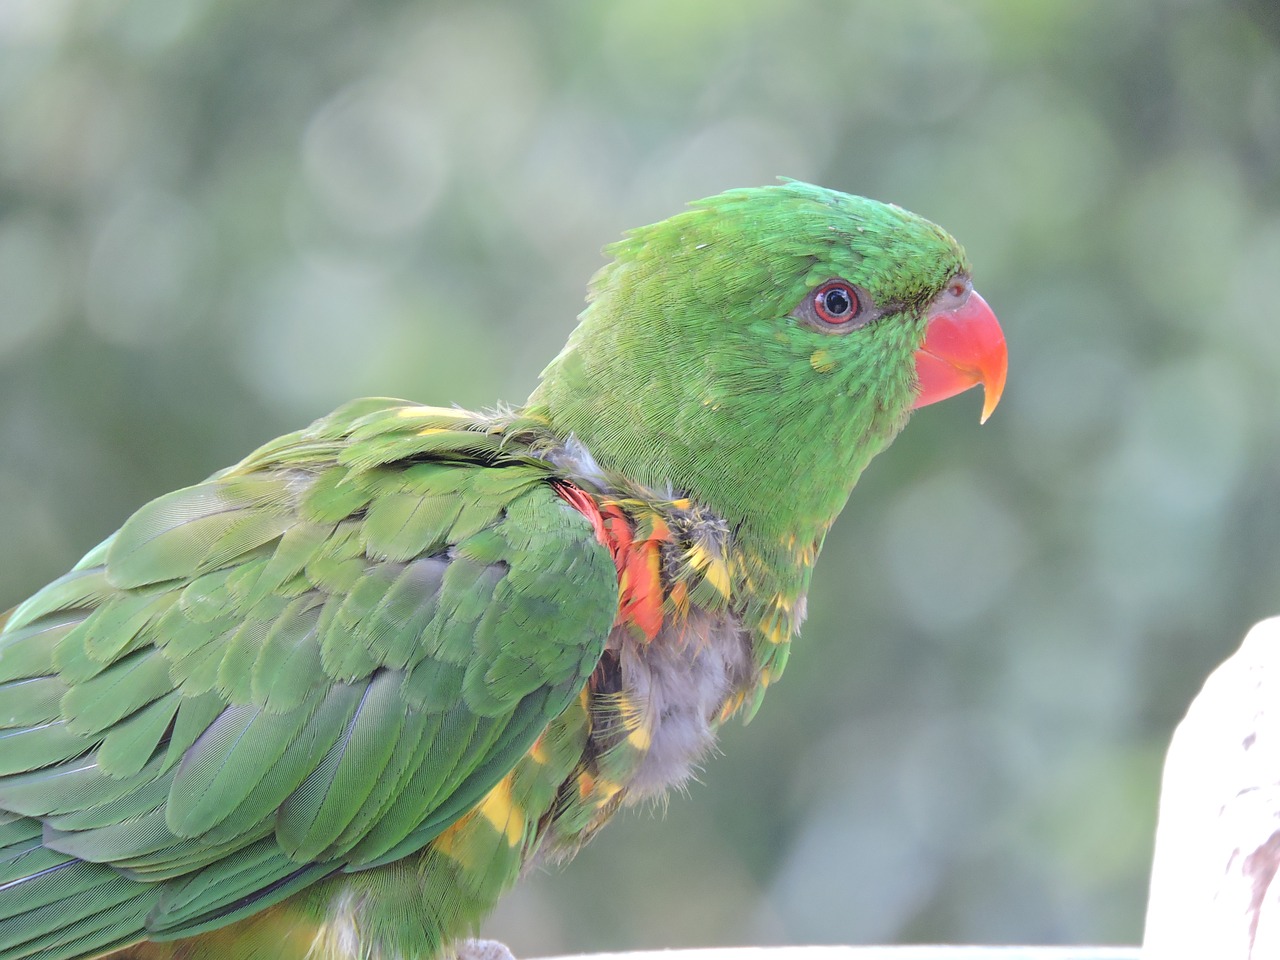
[0,400,618,958]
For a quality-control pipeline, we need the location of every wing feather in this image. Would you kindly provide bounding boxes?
[0,401,618,957]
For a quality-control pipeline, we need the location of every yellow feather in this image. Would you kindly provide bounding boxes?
[478,777,524,846]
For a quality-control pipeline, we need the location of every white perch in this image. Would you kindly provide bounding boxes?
[1145,615,1280,958]
[538,949,1136,960]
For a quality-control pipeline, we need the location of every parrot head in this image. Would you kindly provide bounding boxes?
[526,180,1006,546]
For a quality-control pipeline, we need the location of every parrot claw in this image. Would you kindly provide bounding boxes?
[454,938,518,960]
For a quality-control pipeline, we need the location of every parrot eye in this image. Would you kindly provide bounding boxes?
[815,281,858,322]
[792,279,873,333]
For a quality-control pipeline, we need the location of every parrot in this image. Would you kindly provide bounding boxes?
[0,181,1006,960]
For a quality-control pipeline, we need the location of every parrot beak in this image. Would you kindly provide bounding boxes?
[912,290,1007,423]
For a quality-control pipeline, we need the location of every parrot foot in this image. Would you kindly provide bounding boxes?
[455,938,517,960]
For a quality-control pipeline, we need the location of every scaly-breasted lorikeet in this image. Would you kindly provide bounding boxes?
[0,182,1006,960]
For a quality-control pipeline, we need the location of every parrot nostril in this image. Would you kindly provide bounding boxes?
[946,277,971,302]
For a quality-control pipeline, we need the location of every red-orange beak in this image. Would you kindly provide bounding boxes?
[912,290,1008,423]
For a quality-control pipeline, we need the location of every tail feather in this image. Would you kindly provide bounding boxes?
[0,816,151,960]
[3,896,146,960]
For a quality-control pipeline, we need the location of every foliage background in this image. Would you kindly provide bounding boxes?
[2,0,1279,948]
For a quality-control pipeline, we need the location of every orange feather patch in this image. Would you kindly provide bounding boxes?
[554,481,667,640]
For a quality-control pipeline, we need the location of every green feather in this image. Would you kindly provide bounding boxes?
[95,691,182,778]
[0,720,94,777]
[297,466,374,524]
[273,668,404,860]
[526,180,967,548]
[60,650,173,737]
[0,753,171,820]
[0,615,76,684]
[0,182,987,960]
[166,697,334,837]
[41,770,171,831]
[4,566,118,637]
[355,557,447,670]
[0,676,68,729]
[247,597,325,713]
[106,478,294,590]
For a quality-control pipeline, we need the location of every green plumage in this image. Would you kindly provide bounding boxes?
[1,403,617,959]
[0,183,989,960]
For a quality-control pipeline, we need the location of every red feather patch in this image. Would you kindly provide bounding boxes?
[554,481,666,640]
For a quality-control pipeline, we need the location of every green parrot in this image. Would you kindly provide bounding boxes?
[0,181,1006,960]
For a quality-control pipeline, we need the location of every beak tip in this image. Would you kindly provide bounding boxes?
[978,367,1007,424]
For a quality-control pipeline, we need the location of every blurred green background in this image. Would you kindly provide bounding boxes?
[2,0,1279,950]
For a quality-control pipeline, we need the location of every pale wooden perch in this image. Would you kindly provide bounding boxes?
[538,947,1137,960]
[1145,615,1280,958]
